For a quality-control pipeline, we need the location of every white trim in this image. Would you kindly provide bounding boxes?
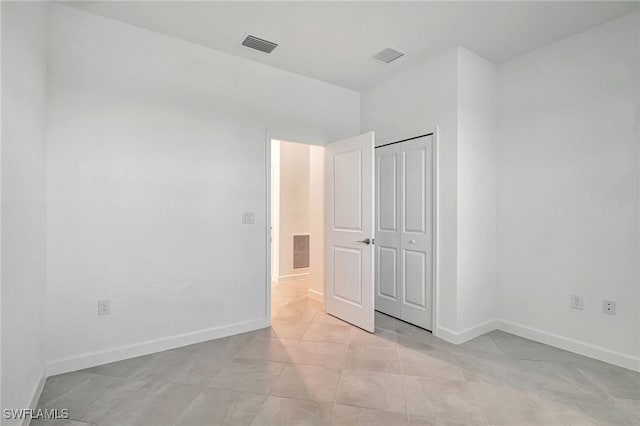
[437,320,497,345]
[431,127,439,335]
[270,139,280,283]
[495,319,640,372]
[23,369,47,426]
[308,288,323,302]
[46,318,268,376]
[265,130,272,327]
[276,272,310,283]
[437,318,640,372]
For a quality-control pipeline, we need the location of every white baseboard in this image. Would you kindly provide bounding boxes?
[436,318,639,372]
[308,288,323,303]
[46,318,269,376]
[436,320,497,345]
[23,369,47,426]
[277,272,310,283]
[495,319,640,372]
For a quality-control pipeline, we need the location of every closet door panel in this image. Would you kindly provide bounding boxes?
[374,144,401,318]
[399,136,433,330]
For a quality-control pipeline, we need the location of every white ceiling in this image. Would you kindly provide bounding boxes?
[67,1,638,91]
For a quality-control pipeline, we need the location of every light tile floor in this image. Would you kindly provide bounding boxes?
[34,280,640,425]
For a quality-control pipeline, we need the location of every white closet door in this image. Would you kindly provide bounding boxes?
[375,143,401,317]
[399,136,433,330]
[374,135,433,330]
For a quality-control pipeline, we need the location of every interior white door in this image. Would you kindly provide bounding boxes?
[374,135,433,330]
[325,132,375,332]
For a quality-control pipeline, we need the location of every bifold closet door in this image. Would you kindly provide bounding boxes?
[375,143,401,318]
[375,135,433,330]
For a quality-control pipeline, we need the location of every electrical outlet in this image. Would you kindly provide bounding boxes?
[570,294,583,310]
[98,299,111,316]
[242,211,255,224]
[603,300,616,316]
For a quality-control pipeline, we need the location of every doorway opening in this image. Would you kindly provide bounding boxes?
[269,139,326,323]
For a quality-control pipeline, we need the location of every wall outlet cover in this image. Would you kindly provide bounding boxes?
[242,211,255,224]
[603,300,616,316]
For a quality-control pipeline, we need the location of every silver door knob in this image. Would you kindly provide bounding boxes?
[357,238,372,245]
[409,239,416,244]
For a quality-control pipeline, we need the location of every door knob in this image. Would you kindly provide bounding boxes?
[357,238,372,245]
[409,239,416,244]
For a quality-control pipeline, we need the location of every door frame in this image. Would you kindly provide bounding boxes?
[264,127,439,335]
[375,127,439,335]
[264,129,327,325]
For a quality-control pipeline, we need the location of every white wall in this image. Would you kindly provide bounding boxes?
[362,47,498,339]
[308,145,325,301]
[1,1,48,420]
[45,4,359,374]
[278,141,310,280]
[361,47,460,332]
[456,48,497,332]
[497,12,639,365]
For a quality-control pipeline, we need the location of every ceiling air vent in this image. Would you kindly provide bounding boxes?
[372,47,404,64]
[241,34,278,54]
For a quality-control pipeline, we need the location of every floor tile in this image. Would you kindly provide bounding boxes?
[399,348,465,381]
[262,321,312,339]
[451,352,509,385]
[409,414,487,425]
[403,376,486,424]
[349,327,398,349]
[176,387,265,426]
[208,358,286,394]
[270,364,341,402]
[236,336,299,362]
[30,421,96,426]
[374,311,399,334]
[37,372,97,407]
[79,379,149,423]
[313,311,350,326]
[345,344,401,374]
[132,383,203,426]
[468,382,564,426]
[84,381,166,426]
[250,396,333,426]
[37,373,124,421]
[188,353,230,378]
[302,323,351,343]
[331,404,409,426]
[82,354,155,379]
[173,331,259,361]
[574,361,640,400]
[272,306,318,322]
[289,340,348,369]
[335,370,405,413]
[537,389,638,426]
[448,334,504,356]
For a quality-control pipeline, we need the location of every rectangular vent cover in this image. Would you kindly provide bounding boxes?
[293,235,310,269]
[372,47,404,64]
[242,35,278,53]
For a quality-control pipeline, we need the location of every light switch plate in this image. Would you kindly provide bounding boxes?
[570,294,583,310]
[242,211,255,224]
[98,299,111,316]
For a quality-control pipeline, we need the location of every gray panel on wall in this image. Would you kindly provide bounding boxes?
[293,235,310,269]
